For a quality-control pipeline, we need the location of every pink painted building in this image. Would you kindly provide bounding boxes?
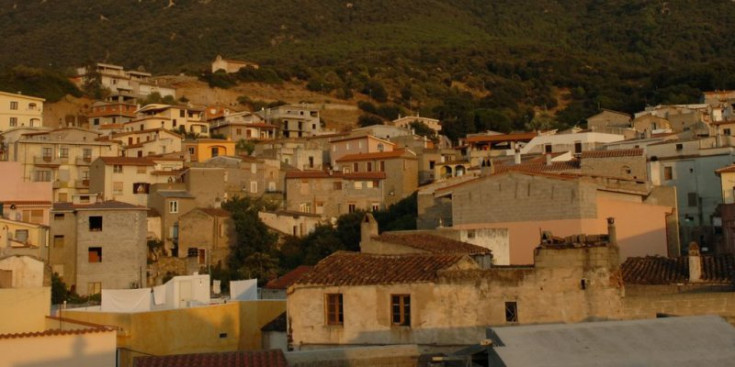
[0,162,52,225]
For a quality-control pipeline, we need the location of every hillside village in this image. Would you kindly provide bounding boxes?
[2,60,735,366]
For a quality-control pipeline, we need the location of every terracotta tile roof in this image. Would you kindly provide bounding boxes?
[622,255,735,285]
[285,170,386,180]
[265,265,313,289]
[293,252,466,286]
[98,156,156,166]
[493,160,580,174]
[580,148,644,158]
[0,200,51,205]
[198,208,230,217]
[133,350,288,367]
[336,149,415,162]
[716,165,735,175]
[465,132,538,144]
[373,233,491,255]
[0,327,113,340]
[53,200,147,211]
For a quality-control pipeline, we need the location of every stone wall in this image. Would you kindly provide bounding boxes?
[289,245,623,348]
[624,285,735,324]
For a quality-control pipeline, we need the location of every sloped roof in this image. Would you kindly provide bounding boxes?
[621,254,735,285]
[580,148,644,158]
[133,350,287,367]
[53,200,146,211]
[465,132,538,144]
[336,149,416,162]
[285,170,386,180]
[265,265,313,289]
[98,157,155,166]
[198,208,230,217]
[293,252,467,287]
[373,233,491,255]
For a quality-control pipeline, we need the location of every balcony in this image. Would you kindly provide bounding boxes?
[76,157,93,166]
[33,156,68,166]
[52,180,70,189]
[74,179,90,188]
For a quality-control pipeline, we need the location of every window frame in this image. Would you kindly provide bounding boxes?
[89,216,103,231]
[169,200,179,214]
[391,294,411,327]
[325,293,344,326]
[505,301,518,323]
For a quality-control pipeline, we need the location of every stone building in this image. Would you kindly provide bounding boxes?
[190,155,284,201]
[177,208,235,272]
[285,170,385,220]
[49,196,147,295]
[585,109,632,136]
[89,156,184,207]
[335,149,418,207]
[287,226,624,348]
[418,170,678,263]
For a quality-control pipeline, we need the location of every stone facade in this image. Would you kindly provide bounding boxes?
[287,240,624,348]
[177,208,235,270]
[335,149,418,207]
[50,199,147,295]
[285,171,385,220]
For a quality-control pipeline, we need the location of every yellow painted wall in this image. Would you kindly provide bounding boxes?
[0,329,116,367]
[0,287,50,334]
[63,300,285,367]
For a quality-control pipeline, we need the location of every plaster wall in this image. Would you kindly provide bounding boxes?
[0,329,116,367]
[0,287,49,333]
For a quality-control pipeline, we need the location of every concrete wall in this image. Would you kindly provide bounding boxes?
[0,287,50,333]
[75,208,147,295]
[288,246,623,347]
[0,255,45,288]
[0,328,117,367]
[63,300,285,367]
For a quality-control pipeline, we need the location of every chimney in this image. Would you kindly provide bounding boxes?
[545,153,552,166]
[688,242,702,283]
[360,213,379,250]
[514,145,521,165]
[607,217,617,246]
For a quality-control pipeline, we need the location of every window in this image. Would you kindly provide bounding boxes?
[211,147,219,157]
[22,210,44,224]
[391,295,411,326]
[133,182,150,194]
[725,128,732,136]
[333,182,342,190]
[664,166,673,180]
[9,117,17,127]
[371,203,380,211]
[88,282,101,295]
[353,162,359,172]
[34,170,51,182]
[188,147,195,155]
[83,148,92,161]
[348,203,356,213]
[169,200,179,214]
[354,181,362,189]
[59,147,69,158]
[113,165,123,173]
[380,161,385,172]
[88,247,102,262]
[544,144,552,154]
[57,193,68,202]
[42,147,52,159]
[9,101,17,110]
[79,195,90,204]
[505,301,518,323]
[14,230,29,243]
[688,192,698,207]
[250,181,258,193]
[54,235,65,248]
[676,143,683,151]
[309,156,314,168]
[251,164,257,174]
[574,141,582,154]
[89,216,103,231]
[467,230,476,239]
[113,181,123,194]
[268,181,276,192]
[325,294,343,325]
[54,213,65,221]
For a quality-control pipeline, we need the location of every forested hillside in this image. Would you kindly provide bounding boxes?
[1,0,735,139]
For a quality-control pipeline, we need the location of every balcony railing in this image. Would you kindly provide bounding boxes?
[34,156,68,166]
[74,179,90,188]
